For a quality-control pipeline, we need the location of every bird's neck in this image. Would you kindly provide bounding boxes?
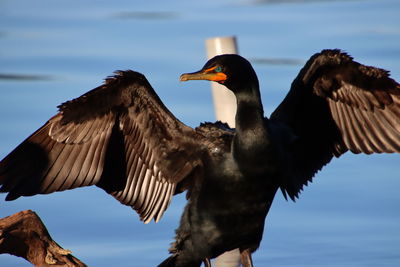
[234,85,265,133]
[232,84,273,174]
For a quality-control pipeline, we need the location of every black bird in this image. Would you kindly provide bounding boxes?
[0,49,399,267]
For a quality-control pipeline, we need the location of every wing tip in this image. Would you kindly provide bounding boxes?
[4,191,20,201]
[139,208,163,224]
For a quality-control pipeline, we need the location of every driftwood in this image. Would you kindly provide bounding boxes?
[0,210,86,266]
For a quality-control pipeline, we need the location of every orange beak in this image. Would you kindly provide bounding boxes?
[180,66,227,83]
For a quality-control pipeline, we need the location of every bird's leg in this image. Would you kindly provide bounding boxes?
[240,248,254,267]
[203,258,211,267]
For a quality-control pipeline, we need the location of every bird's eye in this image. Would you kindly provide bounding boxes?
[215,66,222,72]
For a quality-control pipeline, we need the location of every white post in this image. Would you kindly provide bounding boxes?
[205,36,238,128]
[205,36,241,267]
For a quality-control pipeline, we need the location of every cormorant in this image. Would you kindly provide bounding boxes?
[0,49,399,267]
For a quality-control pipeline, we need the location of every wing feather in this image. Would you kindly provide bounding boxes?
[271,49,400,199]
[150,179,169,223]
[0,70,203,223]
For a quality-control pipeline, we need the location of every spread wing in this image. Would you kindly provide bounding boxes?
[271,49,400,200]
[0,70,203,223]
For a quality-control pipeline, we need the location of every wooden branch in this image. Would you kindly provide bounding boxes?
[0,210,86,266]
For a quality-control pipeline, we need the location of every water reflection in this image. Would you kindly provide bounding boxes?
[112,11,179,20]
[250,57,304,66]
[0,74,52,81]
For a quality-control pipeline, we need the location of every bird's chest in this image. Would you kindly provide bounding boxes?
[201,157,277,217]
[189,155,279,253]
[232,128,281,176]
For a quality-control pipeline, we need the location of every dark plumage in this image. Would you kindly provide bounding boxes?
[0,49,399,266]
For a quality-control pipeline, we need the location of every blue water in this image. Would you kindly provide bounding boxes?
[1,0,399,266]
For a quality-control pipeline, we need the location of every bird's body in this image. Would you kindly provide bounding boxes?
[0,49,399,266]
[162,57,286,265]
[165,123,281,266]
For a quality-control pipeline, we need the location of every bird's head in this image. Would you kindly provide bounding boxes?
[180,54,259,93]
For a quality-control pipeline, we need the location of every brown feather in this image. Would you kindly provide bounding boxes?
[272,49,400,199]
[0,71,204,223]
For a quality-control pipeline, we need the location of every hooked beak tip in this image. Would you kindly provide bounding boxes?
[179,74,189,82]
